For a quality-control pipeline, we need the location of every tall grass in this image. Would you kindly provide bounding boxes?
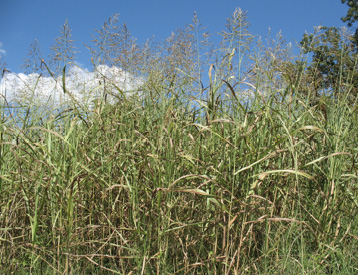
[1,8,358,274]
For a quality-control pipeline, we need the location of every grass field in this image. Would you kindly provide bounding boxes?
[1,9,358,274]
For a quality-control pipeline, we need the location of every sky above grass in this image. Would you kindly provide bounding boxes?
[0,0,350,73]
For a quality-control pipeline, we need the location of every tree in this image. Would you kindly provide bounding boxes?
[300,26,358,100]
[296,1,358,103]
[49,19,77,75]
[341,0,358,48]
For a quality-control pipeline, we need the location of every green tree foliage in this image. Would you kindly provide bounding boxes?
[49,19,77,75]
[342,0,358,47]
[300,26,358,100]
[22,39,43,74]
[295,1,358,102]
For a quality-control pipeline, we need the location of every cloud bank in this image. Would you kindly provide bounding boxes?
[0,65,143,109]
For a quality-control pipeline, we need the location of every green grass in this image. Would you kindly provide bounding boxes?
[1,10,358,274]
[1,76,358,274]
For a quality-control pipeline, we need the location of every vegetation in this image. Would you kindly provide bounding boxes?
[300,26,358,103]
[341,0,358,47]
[49,19,78,76]
[22,39,43,74]
[1,6,358,274]
[298,0,358,103]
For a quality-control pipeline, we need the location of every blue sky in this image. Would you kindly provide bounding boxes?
[0,0,350,73]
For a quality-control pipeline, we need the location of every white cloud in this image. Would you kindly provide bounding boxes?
[0,65,144,110]
[0,42,6,56]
